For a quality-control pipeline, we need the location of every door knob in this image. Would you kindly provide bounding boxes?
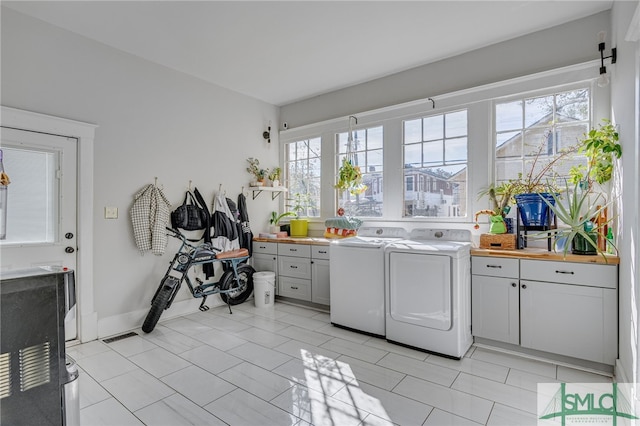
[65,247,75,254]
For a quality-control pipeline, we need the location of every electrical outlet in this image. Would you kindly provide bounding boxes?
[105,207,118,219]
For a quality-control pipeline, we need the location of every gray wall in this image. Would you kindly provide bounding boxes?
[1,8,281,336]
[281,11,610,128]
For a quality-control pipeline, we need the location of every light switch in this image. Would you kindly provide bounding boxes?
[105,207,118,219]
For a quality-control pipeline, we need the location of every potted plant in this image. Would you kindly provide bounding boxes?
[335,158,367,195]
[268,167,282,187]
[508,133,579,228]
[287,192,311,237]
[475,182,515,234]
[569,119,622,189]
[269,210,295,234]
[539,179,613,257]
[246,157,268,186]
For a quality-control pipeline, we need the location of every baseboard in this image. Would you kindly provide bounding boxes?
[97,297,226,339]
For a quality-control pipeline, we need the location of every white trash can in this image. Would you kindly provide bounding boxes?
[253,271,275,308]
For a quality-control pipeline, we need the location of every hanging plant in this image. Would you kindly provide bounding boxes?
[335,158,367,195]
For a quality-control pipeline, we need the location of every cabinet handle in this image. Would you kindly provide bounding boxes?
[310,261,314,264]
[486,264,502,269]
[291,286,298,290]
[521,284,527,289]
[318,250,327,254]
[259,246,266,249]
[511,282,517,287]
[290,248,297,252]
[290,265,298,269]
[555,270,575,275]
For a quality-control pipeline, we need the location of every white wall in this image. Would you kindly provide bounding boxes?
[610,0,640,386]
[1,8,281,338]
[281,11,610,128]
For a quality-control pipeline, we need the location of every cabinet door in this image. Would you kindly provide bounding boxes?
[252,253,278,295]
[520,280,617,365]
[471,275,519,344]
[311,259,330,305]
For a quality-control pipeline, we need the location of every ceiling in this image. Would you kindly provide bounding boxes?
[3,1,613,106]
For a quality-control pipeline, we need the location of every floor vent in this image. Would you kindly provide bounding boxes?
[103,332,138,344]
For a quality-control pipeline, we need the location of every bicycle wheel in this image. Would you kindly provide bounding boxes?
[220,264,255,305]
[142,278,177,333]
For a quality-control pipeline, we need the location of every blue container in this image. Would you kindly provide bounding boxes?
[515,193,556,227]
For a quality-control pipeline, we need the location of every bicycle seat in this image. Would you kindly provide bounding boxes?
[216,248,249,259]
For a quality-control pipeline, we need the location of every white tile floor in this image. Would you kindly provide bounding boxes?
[69,301,612,426]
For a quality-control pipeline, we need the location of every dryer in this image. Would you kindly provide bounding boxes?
[384,229,472,359]
[330,226,407,337]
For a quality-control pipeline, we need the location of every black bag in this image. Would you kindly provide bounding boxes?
[171,191,207,231]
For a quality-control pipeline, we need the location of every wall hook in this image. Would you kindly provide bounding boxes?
[428,98,435,109]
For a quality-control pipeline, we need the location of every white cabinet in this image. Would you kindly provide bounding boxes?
[252,242,278,295]
[471,256,618,366]
[471,257,520,345]
[519,260,617,365]
[260,241,330,305]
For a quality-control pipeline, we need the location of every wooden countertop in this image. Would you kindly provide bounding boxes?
[253,237,331,246]
[471,247,619,265]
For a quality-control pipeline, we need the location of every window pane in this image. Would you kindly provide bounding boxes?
[496,131,522,158]
[557,123,588,152]
[524,95,554,128]
[367,126,383,150]
[337,132,349,154]
[445,137,467,163]
[556,89,589,122]
[423,116,443,141]
[495,159,523,184]
[403,109,468,219]
[524,128,553,157]
[336,125,384,217]
[403,165,465,218]
[404,119,421,143]
[423,141,443,164]
[445,111,467,138]
[496,101,522,132]
[285,138,321,217]
[404,143,421,167]
[367,149,383,172]
[2,147,57,244]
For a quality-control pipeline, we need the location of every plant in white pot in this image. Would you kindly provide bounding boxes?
[269,210,295,234]
[268,167,282,187]
[246,157,268,186]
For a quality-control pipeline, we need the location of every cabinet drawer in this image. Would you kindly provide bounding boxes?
[520,260,617,289]
[279,277,311,301]
[311,246,330,260]
[278,243,311,258]
[278,256,311,279]
[253,241,277,255]
[472,257,519,278]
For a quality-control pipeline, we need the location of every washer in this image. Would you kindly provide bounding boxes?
[330,226,408,337]
[384,229,472,359]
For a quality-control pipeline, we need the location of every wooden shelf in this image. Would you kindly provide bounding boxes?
[250,186,288,200]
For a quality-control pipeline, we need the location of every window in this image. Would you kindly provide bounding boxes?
[403,110,468,218]
[285,138,321,217]
[495,88,589,188]
[336,126,383,217]
[1,146,57,244]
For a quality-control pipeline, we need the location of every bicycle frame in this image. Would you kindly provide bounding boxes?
[152,228,250,312]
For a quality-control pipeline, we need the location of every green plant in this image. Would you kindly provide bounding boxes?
[539,179,613,259]
[509,133,579,196]
[477,182,515,217]
[335,158,367,195]
[269,210,295,225]
[246,157,268,181]
[268,167,281,182]
[287,192,311,217]
[569,119,622,187]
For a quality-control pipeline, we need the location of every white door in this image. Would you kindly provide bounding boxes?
[0,127,78,340]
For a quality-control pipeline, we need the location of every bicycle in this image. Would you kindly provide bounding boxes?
[141,227,255,333]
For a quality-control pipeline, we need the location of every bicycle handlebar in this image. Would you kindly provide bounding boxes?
[165,227,222,252]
